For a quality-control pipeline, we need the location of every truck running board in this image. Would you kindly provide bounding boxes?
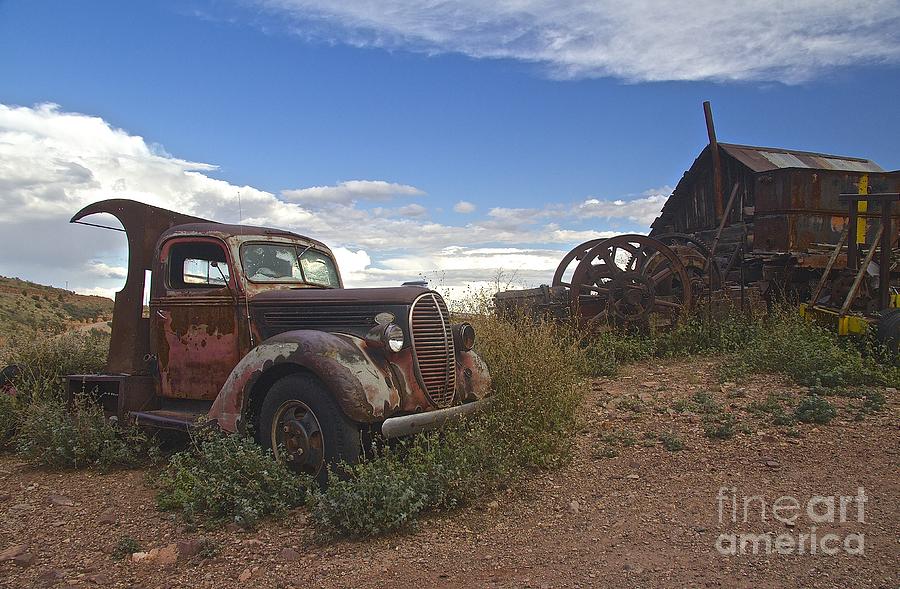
[131,408,209,431]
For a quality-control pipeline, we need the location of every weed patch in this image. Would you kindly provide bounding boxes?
[112,536,140,561]
[793,395,837,425]
[308,314,585,537]
[659,431,685,452]
[703,412,738,440]
[720,312,899,391]
[16,395,156,471]
[156,428,308,528]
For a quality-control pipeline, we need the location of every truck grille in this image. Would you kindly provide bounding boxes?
[410,293,456,408]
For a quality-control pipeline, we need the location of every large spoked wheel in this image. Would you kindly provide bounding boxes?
[569,234,694,331]
[257,373,362,487]
[552,238,606,288]
[655,233,723,293]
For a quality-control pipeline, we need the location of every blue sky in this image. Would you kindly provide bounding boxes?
[1,0,898,296]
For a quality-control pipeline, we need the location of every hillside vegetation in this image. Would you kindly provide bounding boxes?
[0,276,113,344]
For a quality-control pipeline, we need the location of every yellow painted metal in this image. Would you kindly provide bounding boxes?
[856,174,868,245]
[799,303,871,336]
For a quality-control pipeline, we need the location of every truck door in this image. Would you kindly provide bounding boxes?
[150,237,241,400]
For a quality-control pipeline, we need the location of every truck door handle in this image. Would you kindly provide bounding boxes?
[156,310,169,319]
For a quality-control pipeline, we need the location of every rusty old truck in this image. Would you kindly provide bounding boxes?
[68,199,491,483]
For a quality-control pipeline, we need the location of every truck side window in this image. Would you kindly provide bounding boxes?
[168,242,231,289]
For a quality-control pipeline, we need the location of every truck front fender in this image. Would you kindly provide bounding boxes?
[208,330,400,432]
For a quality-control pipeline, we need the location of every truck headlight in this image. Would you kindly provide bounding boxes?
[367,322,405,352]
[452,323,476,351]
[384,324,405,352]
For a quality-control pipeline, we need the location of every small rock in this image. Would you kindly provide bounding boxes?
[278,548,301,562]
[238,568,252,582]
[47,495,75,507]
[86,572,111,585]
[98,508,117,524]
[38,569,64,583]
[176,539,204,560]
[641,381,660,388]
[0,493,11,502]
[243,539,263,547]
[764,460,780,468]
[156,544,178,566]
[0,544,28,561]
[568,501,580,514]
[13,552,35,568]
[625,474,640,480]
[131,551,153,563]
[695,526,707,533]
[487,500,500,509]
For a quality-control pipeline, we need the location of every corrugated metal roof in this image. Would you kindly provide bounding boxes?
[719,143,885,173]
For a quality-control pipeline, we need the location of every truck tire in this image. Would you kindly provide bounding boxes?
[256,373,362,487]
[876,309,900,355]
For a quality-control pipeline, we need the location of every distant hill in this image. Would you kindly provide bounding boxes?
[0,276,114,344]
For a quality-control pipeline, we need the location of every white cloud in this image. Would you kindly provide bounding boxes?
[453,200,476,213]
[253,0,900,83]
[281,179,424,205]
[0,102,671,299]
[576,186,672,226]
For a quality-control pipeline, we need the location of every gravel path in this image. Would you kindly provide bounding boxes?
[1,357,897,588]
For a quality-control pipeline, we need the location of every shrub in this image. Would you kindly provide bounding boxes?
[112,536,140,561]
[659,431,685,452]
[0,393,18,448]
[720,311,900,390]
[1,331,109,403]
[15,395,156,471]
[156,428,308,528]
[703,412,738,440]
[309,313,586,537]
[583,312,759,374]
[793,395,836,425]
[748,393,796,426]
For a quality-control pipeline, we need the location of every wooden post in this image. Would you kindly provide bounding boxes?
[881,198,894,311]
[704,101,725,222]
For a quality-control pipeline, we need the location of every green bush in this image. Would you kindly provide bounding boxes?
[16,395,156,471]
[720,311,900,390]
[584,312,759,374]
[111,536,140,561]
[703,412,738,440]
[156,428,308,528]
[309,314,585,537]
[659,431,685,452]
[794,395,837,425]
[748,393,796,426]
[1,331,109,403]
[0,393,18,448]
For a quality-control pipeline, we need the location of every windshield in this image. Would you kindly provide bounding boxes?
[240,243,340,288]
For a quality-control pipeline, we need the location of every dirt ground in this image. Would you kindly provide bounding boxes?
[1,356,898,589]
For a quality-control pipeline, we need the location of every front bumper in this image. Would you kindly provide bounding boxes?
[380,398,490,439]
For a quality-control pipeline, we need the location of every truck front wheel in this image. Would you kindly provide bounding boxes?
[256,373,361,486]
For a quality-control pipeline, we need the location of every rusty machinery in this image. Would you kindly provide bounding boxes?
[496,233,722,331]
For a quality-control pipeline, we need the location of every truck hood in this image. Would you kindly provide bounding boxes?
[249,285,433,307]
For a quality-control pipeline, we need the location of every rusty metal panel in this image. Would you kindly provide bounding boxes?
[70,200,213,374]
[720,143,884,174]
